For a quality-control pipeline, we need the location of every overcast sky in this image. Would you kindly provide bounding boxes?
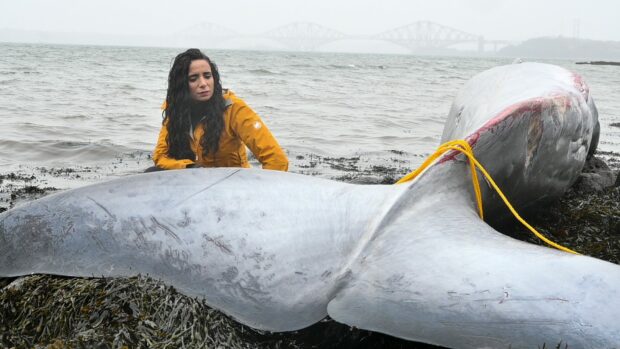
[1,0,618,42]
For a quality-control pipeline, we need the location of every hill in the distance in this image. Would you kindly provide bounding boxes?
[498,36,620,61]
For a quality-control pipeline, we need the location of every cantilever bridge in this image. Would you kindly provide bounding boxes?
[177,21,511,52]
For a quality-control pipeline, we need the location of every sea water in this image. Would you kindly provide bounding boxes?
[0,43,618,181]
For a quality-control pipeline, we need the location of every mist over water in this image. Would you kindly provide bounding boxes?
[1,43,618,174]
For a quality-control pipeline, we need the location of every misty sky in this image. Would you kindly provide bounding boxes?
[1,0,618,42]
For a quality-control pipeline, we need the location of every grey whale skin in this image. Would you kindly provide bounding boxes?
[1,63,618,349]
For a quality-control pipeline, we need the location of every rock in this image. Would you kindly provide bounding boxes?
[572,156,617,193]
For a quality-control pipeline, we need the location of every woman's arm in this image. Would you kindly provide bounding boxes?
[152,122,196,170]
[230,101,289,171]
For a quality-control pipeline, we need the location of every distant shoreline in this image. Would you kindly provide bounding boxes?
[576,61,620,66]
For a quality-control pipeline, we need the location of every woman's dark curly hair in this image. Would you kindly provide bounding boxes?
[163,48,226,160]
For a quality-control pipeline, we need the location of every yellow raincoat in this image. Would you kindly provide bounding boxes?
[153,90,288,171]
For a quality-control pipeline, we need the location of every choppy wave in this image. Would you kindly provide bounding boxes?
[0,78,19,85]
[0,139,138,165]
[59,114,92,120]
[119,84,138,91]
[248,68,279,75]
[326,64,358,69]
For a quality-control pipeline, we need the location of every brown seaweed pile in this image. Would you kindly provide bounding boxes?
[500,185,620,263]
[1,153,618,349]
[0,275,422,349]
[497,153,620,262]
[2,275,269,349]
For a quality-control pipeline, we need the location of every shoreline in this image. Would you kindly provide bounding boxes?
[575,61,620,66]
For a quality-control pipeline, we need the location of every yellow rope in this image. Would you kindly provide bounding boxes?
[396,140,579,255]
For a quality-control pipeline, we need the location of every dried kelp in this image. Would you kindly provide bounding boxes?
[1,274,265,348]
[0,275,420,349]
[502,186,620,264]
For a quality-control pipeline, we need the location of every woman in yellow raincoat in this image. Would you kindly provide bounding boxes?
[150,48,288,171]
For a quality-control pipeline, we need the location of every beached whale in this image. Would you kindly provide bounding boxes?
[1,62,617,349]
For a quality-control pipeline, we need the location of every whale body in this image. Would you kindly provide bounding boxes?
[1,63,617,349]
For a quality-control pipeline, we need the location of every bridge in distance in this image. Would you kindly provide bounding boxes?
[177,21,513,53]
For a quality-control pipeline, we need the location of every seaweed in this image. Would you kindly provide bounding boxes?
[500,186,620,263]
[0,275,440,349]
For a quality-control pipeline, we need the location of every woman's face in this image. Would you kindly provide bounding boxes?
[187,59,214,102]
